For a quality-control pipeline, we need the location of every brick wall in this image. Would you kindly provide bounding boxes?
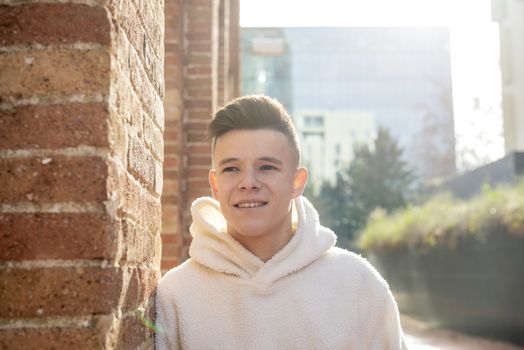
[161,0,240,273]
[218,0,230,106]
[0,0,163,348]
[0,0,240,347]
[162,0,186,272]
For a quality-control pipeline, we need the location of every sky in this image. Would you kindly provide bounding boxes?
[239,0,505,171]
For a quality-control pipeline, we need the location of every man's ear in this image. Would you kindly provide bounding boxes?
[209,169,219,199]
[292,167,308,198]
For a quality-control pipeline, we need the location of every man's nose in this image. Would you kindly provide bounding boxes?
[238,170,261,190]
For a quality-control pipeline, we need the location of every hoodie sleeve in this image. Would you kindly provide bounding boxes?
[155,282,180,350]
[356,259,406,350]
[368,287,406,349]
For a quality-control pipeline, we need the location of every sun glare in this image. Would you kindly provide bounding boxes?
[240,0,492,27]
[240,0,504,171]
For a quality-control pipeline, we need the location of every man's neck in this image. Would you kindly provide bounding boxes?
[230,225,295,262]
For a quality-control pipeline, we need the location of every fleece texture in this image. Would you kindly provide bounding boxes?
[156,196,406,350]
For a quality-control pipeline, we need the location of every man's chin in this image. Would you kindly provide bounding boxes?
[228,224,268,239]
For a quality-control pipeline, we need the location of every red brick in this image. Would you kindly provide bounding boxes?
[165,0,181,16]
[184,99,214,109]
[185,119,209,130]
[164,130,179,142]
[186,143,211,154]
[184,187,212,201]
[163,178,180,192]
[143,117,163,160]
[165,43,182,54]
[127,48,164,127]
[187,110,213,119]
[133,1,163,58]
[161,234,180,245]
[164,144,178,154]
[120,219,158,266]
[0,327,102,350]
[187,0,219,6]
[161,195,179,205]
[0,213,117,261]
[187,87,213,98]
[186,167,210,178]
[187,15,214,28]
[164,155,179,170]
[183,234,193,246]
[163,173,179,186]
[0,267,122,318]
[162,243,180,257]
[108,163,161,233]
[161,258,179,271]
[165,53,182,66]
[0,3,110,46]
[165,119,181,128]
[117,312,154,349]
[186,176,212,186]
[187,41,213,54]
[185,76,213,89]
[165,64,182,76]
[128,137,156,190]
[186,31,212,41]
[186,5,212,17]
[0,103,108,150]
[187,129,208,143]
[187,155,212,167]
[0,156,107,203]
[0,49,110,97]
[162,203,180,229]
[123,267,159,312]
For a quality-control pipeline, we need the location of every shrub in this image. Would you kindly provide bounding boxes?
[358,178,524,252]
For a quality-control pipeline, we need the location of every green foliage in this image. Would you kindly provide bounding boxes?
[358,177,524,252]
[307,127,415,248]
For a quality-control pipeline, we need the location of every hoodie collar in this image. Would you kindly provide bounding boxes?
[188,196,336,285]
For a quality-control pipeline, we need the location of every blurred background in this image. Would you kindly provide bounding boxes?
[240,0,524,347]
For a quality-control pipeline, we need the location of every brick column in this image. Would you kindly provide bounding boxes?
[179,0,220,259]
[0,1,163,348]
[161,0,185,273]
[217,0,230,106]
[229,0,241,99]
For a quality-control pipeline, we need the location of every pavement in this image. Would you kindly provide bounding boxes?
[401,315,524,350]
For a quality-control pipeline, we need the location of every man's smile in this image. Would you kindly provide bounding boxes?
[234,201,268,208]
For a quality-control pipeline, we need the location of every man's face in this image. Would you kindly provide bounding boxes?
[209,129,307,243]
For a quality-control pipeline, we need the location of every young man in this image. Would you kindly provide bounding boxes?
[156,95,407,349]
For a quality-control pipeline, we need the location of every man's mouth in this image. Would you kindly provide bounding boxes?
[234,201,268,208]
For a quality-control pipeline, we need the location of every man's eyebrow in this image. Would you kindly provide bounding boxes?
[258,157,283,165]
[217,157,283,166]
[218,158,239,167]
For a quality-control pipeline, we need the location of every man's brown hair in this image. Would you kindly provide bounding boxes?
[208,95,301,167]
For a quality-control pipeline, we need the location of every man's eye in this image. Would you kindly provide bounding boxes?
[260,165,277,171]
[222,167,239,173]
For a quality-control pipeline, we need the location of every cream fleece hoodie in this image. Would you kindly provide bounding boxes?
[156,196,406,350]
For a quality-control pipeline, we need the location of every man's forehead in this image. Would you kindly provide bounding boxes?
[214,129,289,149]
[212,129,294,164]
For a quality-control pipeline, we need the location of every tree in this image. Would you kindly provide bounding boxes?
[309,127,415,247]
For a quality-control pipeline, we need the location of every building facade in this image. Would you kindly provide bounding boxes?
[297,110,375,186]
[492,0,524,152]
[242,27,456,185]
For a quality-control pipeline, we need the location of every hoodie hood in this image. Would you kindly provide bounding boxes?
[188,196,336,286]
